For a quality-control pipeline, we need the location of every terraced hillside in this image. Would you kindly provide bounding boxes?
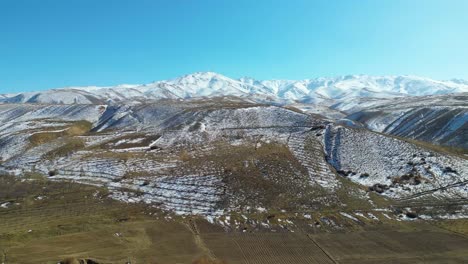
[1,99,466,221]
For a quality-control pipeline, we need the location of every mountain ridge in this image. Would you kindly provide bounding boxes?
[2,72,468,105]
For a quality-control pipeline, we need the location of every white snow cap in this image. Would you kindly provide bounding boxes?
[2,72,468,104]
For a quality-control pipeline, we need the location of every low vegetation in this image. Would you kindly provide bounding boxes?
[44,138,85,159]
[389,133,468,158]
[29,120,93,146]
[0,174,203,264]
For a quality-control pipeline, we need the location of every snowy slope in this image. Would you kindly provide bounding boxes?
[346,93,468,149]
[2,72,468,105]
[324,124,468,200]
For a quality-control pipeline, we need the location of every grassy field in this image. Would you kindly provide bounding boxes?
[29,120,93,147]
[1,174,468,263]
[199,228,468,264]
[313,227,468,264]
[0,174,204,264]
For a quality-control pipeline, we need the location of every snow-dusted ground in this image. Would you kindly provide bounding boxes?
[0,103,336,218]
[0,100,466,224]
[0,104,104,162]
[324,124,468,200]
[287,132,340,189]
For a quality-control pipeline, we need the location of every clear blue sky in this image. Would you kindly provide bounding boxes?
[1,0,468,93]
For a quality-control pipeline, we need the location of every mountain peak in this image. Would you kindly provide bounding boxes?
[1,73,468,105]
[171,71,230,82]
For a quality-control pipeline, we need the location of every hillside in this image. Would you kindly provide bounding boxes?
[345,93,468,149]
[1,100,466,222]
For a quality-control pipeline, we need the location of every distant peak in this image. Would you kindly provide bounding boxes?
[450,78,468,85]
[166,71,232,84]
[238,76,257,83]
[186,71,226,78]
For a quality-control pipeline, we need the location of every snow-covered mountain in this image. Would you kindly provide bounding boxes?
[2,72,468,105]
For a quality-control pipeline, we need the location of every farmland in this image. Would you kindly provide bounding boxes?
[1,174,467,264]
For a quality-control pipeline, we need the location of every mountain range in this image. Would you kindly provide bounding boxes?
[2,72,468,105]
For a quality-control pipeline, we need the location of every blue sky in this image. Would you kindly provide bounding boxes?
[1,0,468,93]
